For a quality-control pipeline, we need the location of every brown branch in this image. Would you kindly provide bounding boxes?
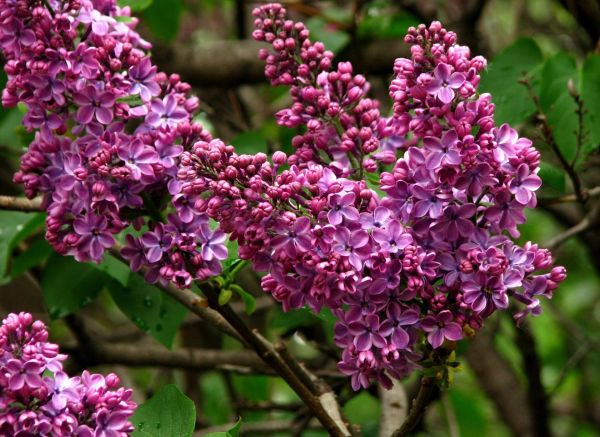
[514,322,552,437]
[0,195,42,212]
[465,329,534,436]
[538,186,600,206]
[391,377,435,437]
[545,203,600,250]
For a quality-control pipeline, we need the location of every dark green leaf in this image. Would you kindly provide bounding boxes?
[306,17,350,53]
[108,272,187,348]
[539,53,580,163]
[131,385,195,437]
[118,0,153,12]
[92,253,130,286]
[41,254,106,319]
[0,211,45,280]
[581,55,600,155]
[479,38,543,125]
[539,162,565,193]
[204,418,242,437]
[10,237,53,278]
[230,131,268,155]
[141,0,182,42]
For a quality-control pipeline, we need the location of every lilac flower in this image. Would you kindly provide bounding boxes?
[145,94,189,128]
[77,6,115,36]
[485,190,526,232]
[455,163,497,198]
[128,57,160,102]
[199,225,228,261]
[94,411,131,437]
[121,235,146,272]
[373,220,413,254]
[509,164,542,205]
[423,130,462,169]
[420,310,463,348]
[348,315,388,351]
[327,192,359,225]
[333,227,370,269]
[141,224,173,263]
[359,206,391,230]
[73,214,115,261]
[5,359,43,390]
[385,306,419,349]
[67,43,100,79]
[463,274,509,313]
[47,372,80,411]
[425,63,465,104]
[117,139,159,180]
[410,185,447,218]
[73,86,116,125]
[431,204,476,241]
[271,216,312,257]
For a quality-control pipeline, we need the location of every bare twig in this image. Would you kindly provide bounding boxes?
[391,377,435,437]
[0,195,42,212]
[538,186,600,206]
[545,203,600,250]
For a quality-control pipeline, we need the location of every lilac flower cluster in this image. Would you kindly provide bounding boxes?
[0,0,227,285]
[0,312,136,436]
[1,0,566,392]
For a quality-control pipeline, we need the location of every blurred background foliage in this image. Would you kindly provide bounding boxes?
[1,0,600,436]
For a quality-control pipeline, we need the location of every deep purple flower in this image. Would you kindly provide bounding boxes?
[455,163,497,198]
[121,235,146,272]
[425,63,465,104]
[385,306,419,349]
[463,274,509,313]
[73,86,116,125]
[128,57,160,102]
[333,227,370,269]
[509,164,542,205]
[431,204,476,241]
[73,215,115,261]
[199,225,228,261]
[348,315,388,351]
[411,185,448,218]
[271,216,312,257]
[117,138,159,180]
[327,192,359,225]
[141,224,173,263]
[145,94,189,128]
[420,310,463,348]
[423,130,462,169]
[373,220,412,254]
[359,206,391,230]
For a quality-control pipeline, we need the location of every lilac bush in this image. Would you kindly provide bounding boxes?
[0,0,566,393]
[0,312,136,436]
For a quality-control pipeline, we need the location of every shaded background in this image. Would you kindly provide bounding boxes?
[1,0,600,436]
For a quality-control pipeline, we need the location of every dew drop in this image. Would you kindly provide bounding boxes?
[143,296,154,308]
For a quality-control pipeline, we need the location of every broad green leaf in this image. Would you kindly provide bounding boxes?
[92,253,130,286]
[0,211,45,280]
[10,237,53,278]
[230,131,268,155]
[358,7,418,39]
[306,17,350,53]
[108,272,187,348]
[141,0,182,42]
[480,38,543,125]
[0,109,26,150]
[581,55,600,155]
[131,385,195,437]
[539,53,580,163]
[41,254,106,318]
[539,162,565,193]
[204,418,242,437]
[118,0,153,12]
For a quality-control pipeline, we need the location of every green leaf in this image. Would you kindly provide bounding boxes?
[204,418,242,437]
[581,55,600,155]
[229,284,256,314]
[10,237,53,278]
[131,385,195,437]
[41,254,107,319]
[118,0,153,12]
[92,253,130,286]
[539,53,580,163]
[306,17,350,53]
[0,211,45,280]
[141,0,182,42]
[108,272,187,348]
[479,38,544,125]
[539,162,566,193]
[230,131,268,155]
